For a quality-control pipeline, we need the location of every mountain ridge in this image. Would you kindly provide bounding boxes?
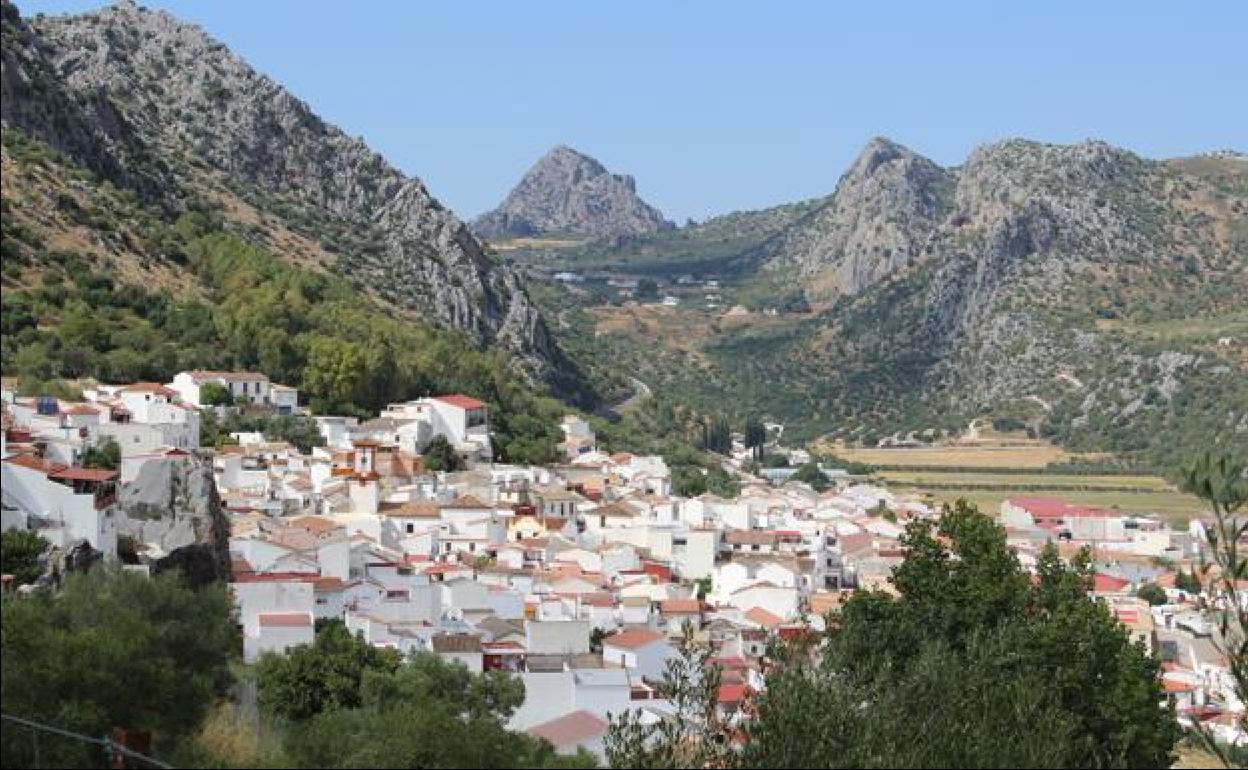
[0,0,587,397]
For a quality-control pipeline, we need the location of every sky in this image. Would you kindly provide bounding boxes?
[18,1,1248,224]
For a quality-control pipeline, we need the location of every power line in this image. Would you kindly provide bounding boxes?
[0,713,173,769]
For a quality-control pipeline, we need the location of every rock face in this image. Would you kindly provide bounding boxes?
[117,455,231,584]
[474,145,673,239]
[757,137,955,295]
[0,0,574,389]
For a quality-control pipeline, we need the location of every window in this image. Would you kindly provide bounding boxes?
[406,523,415,534]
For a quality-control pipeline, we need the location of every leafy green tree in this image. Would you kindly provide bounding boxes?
[0,567,237,767]
[1175,567,1202,594]
[0,529,48,586]
[199,381,234,406]
[1136,582,1168,606]
[264,633,591,768]
[1180,453,1248,766]
[422,434,466,472]
[82,437,121,470]
[607,502,1180,769]
[637,278,660,301]
[791,461,830,492]
[256,621,401,722]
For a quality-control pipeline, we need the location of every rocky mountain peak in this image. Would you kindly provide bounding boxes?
[757,136,955,295]
[473,145,672,240]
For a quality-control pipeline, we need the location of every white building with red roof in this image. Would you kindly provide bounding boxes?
[1,455,119,557]
[170,370,298,413]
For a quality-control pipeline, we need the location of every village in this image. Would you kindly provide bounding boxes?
[1,370,1243,760]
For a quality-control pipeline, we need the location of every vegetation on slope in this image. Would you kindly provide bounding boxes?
[1,127,567,464]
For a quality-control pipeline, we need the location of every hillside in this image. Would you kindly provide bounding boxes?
[0,0,586,396]
[0,125,577,463]
[526,138,1248,470]
[473,145,672,240]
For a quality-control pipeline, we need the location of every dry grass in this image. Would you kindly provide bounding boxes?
[876,470,1174,489]
[827,443,1072,469]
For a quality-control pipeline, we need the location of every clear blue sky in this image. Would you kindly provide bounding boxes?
[18,1,1248,223]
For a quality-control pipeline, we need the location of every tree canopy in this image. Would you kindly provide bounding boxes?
[607,501,1179,769]
[257,622,594,768]
[0,567,237,767]
[0,529,48,586]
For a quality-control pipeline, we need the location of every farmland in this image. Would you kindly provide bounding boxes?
[825,440,1208,524]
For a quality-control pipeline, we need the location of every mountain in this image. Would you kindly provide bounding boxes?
[473,145,673,240]
[753,137,956,297]
[0,0,582,393]
[531,137,1248,468]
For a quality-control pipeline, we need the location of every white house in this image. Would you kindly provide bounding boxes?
[169,371,298,413]
[601,627,673,680]
[1,455,118,558]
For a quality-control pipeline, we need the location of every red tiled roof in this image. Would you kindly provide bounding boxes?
[3,455,68,475]
[258,612,312,627]
[48,467,119,482]
[1008,496,1119,520]
[1093,573,1131,593]
[231,572,318,584]
[379,501,441,518]
[1163,678,1197,694]
[187,370,269,382]
[744,607,783,628]
[314,577,346,592]
[435,394,487,410]
[718,683,749,704]
[441,494,492,510]
[526,710,608,748]
[604,627,665,650]
[660,599,703,615]
[120,382,180,397]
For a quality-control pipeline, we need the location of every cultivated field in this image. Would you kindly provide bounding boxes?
[830,443,1071,468]
[824,440,1208,524]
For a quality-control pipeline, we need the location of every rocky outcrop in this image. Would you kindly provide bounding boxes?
[757,137,954,296]
[117,455,230,585]
[474,145,673,239]
[0,0,577,390]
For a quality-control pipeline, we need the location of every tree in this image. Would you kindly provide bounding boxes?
[263,632,592,768]
[791,461,830,492]
[0,567,237,767]
[256,621,401,722]
[199,381,234,406]
[605,630,730,769]
[637,278,660,301]
[0,529,48,586]
[743,416,766,461]
[82,437,121,470]
[1180,453,1248,766]
[1136,582,1168,606]
[422,434,466,473]
[700,415,731,455]
[607,502,1180,769]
